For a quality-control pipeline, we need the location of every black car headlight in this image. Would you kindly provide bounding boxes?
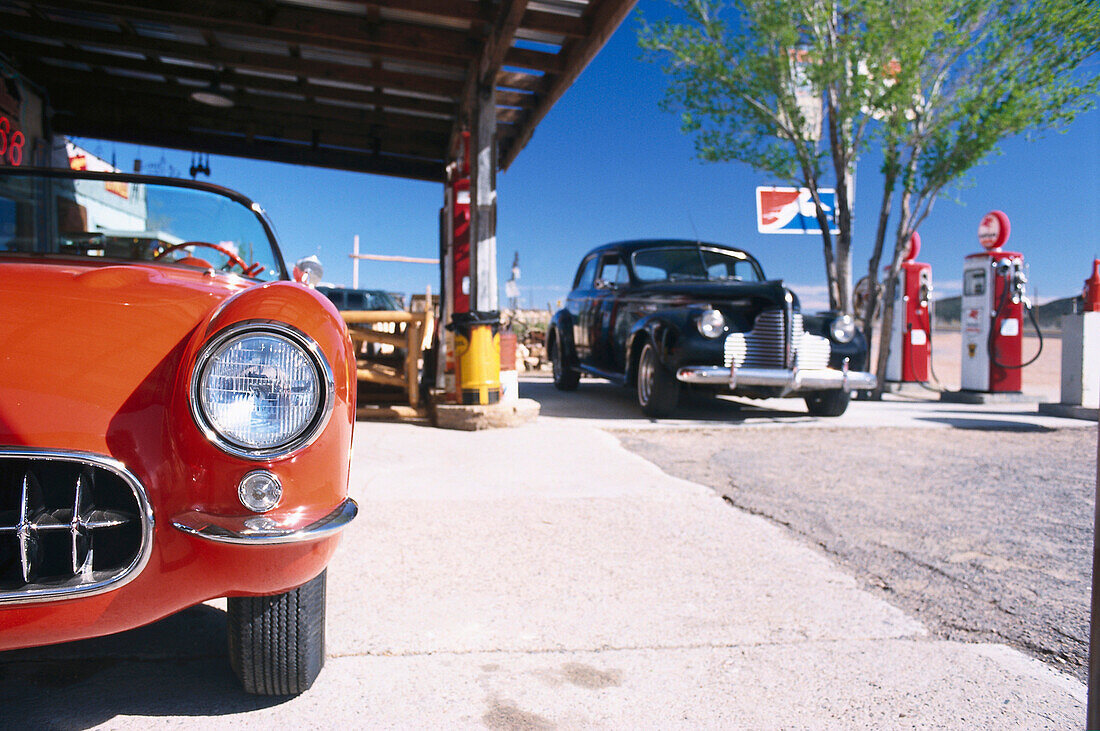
[696,308,727,339]
[191,322,334,459]
[829,315,857,343]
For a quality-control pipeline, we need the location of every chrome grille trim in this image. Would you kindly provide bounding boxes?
[797,333,832,370]
[743,310,786,368]
[724,310,832,371]
[723,332,747,368]
[0,449,154,605]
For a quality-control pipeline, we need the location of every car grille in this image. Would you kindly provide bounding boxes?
[724,310,832,370]
[0,450,153,604]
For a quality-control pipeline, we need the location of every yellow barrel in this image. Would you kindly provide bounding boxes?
[451,311,500,405]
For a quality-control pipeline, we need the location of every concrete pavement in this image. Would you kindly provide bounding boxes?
[2,402,1087,728]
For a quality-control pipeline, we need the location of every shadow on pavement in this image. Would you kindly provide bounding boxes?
[0,604,289,728]
[914,416,1054,431]
[521,378,810,423]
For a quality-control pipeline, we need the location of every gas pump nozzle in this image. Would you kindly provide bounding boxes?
[995,260,1028,305]
[1012,269,1027,305]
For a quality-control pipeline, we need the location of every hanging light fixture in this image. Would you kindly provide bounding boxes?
[190,70,234,108]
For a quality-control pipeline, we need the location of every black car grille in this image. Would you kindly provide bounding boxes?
[725,310,831,370]
[0,451,152,603]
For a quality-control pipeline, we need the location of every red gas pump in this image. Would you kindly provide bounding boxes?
[960,210,1040,392]
[1084,259,1100,312]
[885,232,932,383]
[449,132,471,315]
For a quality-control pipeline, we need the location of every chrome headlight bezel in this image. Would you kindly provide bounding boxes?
[696,308,727,339]
[189,320,335,460]
[829,314,857,343]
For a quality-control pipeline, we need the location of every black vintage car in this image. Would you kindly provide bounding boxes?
[548,240,876,417]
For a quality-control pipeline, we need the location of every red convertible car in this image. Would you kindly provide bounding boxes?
[0,167,357,695]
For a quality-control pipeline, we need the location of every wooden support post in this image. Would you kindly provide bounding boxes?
[469,82,497,313]
[405,317,421,409]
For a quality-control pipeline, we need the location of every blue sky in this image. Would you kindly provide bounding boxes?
[80,1,1100,311]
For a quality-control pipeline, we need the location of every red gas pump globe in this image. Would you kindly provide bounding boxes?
[904,231,921,261]
[978,210,1011,250]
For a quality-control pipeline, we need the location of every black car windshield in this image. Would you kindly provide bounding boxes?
[631,246,764,283]
[0,169,284,281]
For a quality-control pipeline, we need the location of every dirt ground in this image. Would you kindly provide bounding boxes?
[613,328,1096,681]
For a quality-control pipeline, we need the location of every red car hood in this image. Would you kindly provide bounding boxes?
[0,259,250,453]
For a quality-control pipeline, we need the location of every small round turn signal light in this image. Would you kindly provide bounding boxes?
[238,470,283,513]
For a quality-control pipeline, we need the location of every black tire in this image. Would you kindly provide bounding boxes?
[804,389,851,417]
[228,570,327,695]
[636,341,680,417]
[551,331,580,391]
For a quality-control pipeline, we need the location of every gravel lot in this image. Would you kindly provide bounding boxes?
[614,425,1097,681]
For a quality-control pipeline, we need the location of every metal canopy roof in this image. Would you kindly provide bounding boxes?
[0,0,637,181]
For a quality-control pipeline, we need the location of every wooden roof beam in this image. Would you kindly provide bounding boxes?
[0,18,466,98]
[501,0,638,169]
[22,0,478,65]
[36,70,454,136]
[13,41,458,117]
[52,100,448,162]
[448,0,527,161]
[522,9,588,38]
[47,84,451,148]
[52,118,446,180]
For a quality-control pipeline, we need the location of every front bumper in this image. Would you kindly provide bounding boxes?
[676,364,876,392]
[172,498,358,545]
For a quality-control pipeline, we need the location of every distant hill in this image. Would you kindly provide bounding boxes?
[933,294,1084,331]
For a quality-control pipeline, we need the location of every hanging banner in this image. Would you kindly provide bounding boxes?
[755,186,839,234]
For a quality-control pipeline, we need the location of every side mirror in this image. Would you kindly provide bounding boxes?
[594,278,615,291]
[293,255,323,287]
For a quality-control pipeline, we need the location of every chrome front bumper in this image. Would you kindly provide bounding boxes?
[172,498,358,545]
[676,364,876,392]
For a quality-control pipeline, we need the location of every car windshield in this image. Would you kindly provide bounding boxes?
[0,169,285,281]
[319,287,402,311]
[631,246,763,283]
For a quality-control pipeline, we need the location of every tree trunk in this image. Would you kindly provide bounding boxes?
[803,164,840,311]
[834,163,854,316]
[872,188,916,399]
[862,163,898,342]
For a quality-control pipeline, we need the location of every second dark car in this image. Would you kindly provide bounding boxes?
[548,240,876,417]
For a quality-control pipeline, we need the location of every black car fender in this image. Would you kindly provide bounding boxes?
[624,313,681,385]
[548,309,579,367]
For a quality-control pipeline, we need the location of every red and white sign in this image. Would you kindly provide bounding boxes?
[755,186,839,234]
[978,210,1010,250]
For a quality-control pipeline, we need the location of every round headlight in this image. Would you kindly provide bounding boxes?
[830,315,857,343]
[697,308,727,339]
[192,324,332,458]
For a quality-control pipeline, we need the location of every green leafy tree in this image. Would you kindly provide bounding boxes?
[640,0,1099,390]
[640,0,905,313]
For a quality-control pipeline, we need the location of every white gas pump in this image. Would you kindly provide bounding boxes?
[959,211,1040,393]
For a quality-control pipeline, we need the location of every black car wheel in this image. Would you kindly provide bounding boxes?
[637,341,679,417]
[551,331,580,391]
[228,570,326,695]
[804,389,851,417]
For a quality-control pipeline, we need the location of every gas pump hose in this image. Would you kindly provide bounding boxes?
[988,283,1044,370]
[918,304,947,393]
